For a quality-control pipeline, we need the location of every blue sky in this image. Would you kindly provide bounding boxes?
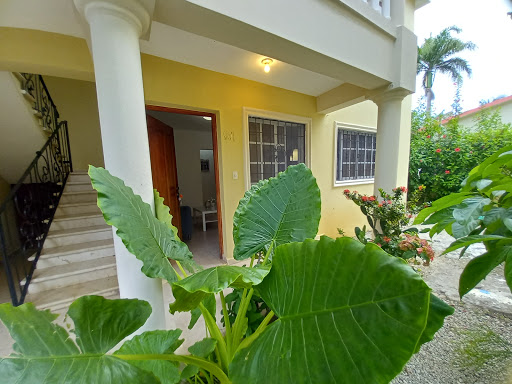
[413,0,512,114]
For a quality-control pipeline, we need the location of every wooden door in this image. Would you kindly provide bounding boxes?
[146,114,182,238]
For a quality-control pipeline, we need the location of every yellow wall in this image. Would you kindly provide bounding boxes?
[0,28,412,260]
[43,76,104,171]
[141,54,378,257]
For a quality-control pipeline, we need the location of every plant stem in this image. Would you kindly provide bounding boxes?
[176,261,189,278]
[236,310,274,352]
[117,354,231,384]
[230,242,275,355]
[199,302,229,373]
[219,291,232,357]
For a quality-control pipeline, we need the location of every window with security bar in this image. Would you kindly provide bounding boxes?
[248,116,306,185]
[336,128,376,182]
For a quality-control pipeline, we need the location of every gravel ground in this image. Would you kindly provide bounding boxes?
[392,229,512,384]
[393,298,512,384]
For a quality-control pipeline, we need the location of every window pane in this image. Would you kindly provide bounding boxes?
[249,116,306,182]
[337,128,376,182]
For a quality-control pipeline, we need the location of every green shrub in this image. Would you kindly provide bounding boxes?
[409,107,512,203]
[343,187,435,264]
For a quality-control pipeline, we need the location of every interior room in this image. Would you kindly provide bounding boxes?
[145,110,221,267]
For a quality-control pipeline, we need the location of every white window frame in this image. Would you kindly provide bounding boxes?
[333,122,377,187]
[243,107,312,191]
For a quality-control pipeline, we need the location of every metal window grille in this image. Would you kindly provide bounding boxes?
[248,116,305,185]
[336,129,376,181]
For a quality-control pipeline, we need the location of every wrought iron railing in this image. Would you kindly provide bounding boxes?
[19,73,60,133]
[0,83,72,305]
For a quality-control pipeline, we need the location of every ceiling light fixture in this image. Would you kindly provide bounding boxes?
[261,58,273,73]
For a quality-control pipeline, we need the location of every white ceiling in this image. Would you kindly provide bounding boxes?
[147,110,213,132]
[0,0,343,96]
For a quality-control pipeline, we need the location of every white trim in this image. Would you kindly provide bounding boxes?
[333,121,376,187]
[242,107,312,191]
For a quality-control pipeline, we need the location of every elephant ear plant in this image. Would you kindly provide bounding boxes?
[0,164,453,383]
[415,146,512,298]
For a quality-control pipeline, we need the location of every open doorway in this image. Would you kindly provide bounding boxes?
[145,106,223,267]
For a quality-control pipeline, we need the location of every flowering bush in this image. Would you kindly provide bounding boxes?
[343,188,434,264]
[409,106,512,203]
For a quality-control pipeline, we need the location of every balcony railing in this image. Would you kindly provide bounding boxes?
[362,0,391,19]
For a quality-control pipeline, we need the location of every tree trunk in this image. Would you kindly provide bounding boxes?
[425,88,433,116]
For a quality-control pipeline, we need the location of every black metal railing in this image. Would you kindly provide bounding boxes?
[0,78,72,305]
[20,73,60,133]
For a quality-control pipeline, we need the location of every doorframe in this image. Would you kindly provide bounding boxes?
[145,105,224,260]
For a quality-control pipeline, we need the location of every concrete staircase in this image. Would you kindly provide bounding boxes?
[25,171,119,311]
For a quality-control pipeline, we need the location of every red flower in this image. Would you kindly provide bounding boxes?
[383,236,391,243]
[400,186,407,192]
[378,203,383,207]
[361,196,368,202]
[454,148,460,152]
[420,159,423,162]
[343,189,350,194]
[470,151,473,154]
[436,149,441,153]
[369,196,376,201]
[442,135,446,138]
[445,170,450,174]
[418,185,425,191]
[426,135,431,138]
[387,200,392,205]
[377,243,382,247]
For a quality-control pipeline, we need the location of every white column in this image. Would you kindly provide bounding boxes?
[371,89,411,196]
[74,0,165,330]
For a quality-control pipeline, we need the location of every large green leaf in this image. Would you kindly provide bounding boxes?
[459,247,512,298]
[169,265,270,313]
[154,189,199,273]
[0,298,160,383]
[414,192,473,224]
[443,235,512,254]
[89,166,194,283]
[505,254,512,292]
[452,197,491,238]
[114,330,183,384]
[233,163,321,260]
[68,295,151,353]
[415,294,455,353]
[230,237,452,383]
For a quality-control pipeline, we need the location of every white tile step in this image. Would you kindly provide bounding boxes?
[32,239,115,269]
[44,225,112,248]
[26,256,117,293]
[64,180,93,192]
[28,276,120,312]
[55,202,101,216]
[50,212,106,231]
[59,191,97,204]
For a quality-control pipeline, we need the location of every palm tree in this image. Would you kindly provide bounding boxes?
[417,26,476,115]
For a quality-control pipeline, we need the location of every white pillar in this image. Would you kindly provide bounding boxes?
[74,0,165,330]
[371,89,411,196]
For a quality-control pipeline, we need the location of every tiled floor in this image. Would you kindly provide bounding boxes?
[185,222,225,268]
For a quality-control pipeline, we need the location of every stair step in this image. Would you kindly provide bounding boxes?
[32,239,115,268]
[55,202,101,216]
[50,212,106,231]
[32,108,42,118]
[20,89,35,103]
[64,180,93,192]
[26,256,117,294]
[59,191,97,204]
[27,276,120,311]
[44,225,112,248]
[68,172,91,183]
